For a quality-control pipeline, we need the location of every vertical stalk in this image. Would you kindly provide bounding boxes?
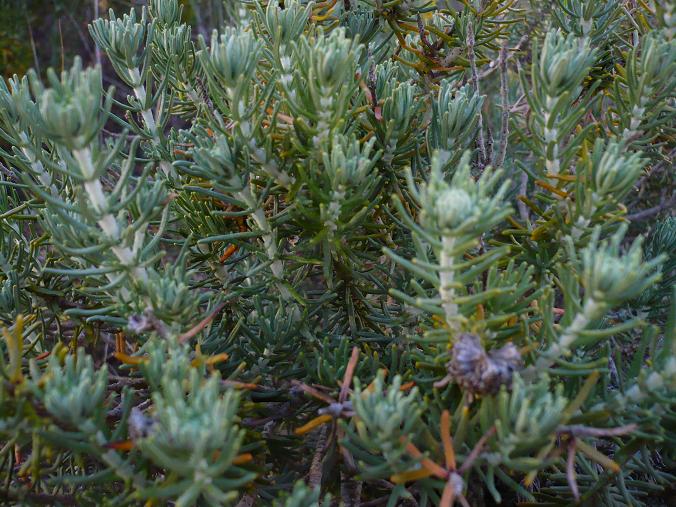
[467,23,487,169]
[19,133,56,193]
[129,68,173,176]
[543,95,560,176]
[236,185,289,298]
[621,102,646,143]
[494,42,510,168]
[72,147,149,286]
[439,236,459,331]
[533,298,602,371]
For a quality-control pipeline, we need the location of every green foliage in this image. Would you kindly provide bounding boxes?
[0,0,674,505]
[137,370,253,507]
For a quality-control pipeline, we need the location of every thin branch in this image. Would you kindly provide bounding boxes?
[566,438,580,501]
[486,123,495,164]
[307,424,330,488]
[291,380,337,405]
[466,22,487,169]
[494,41,510,168]
[459,426,496,474]
[518,172,529,223]
[178,302,226,343]
[476,34,529,81]
[235,493,256,507]
[63,10,95,60]
[626,193,675,221]
[440,479,455,507]
[25,11,41,76]
[458,495,471,507]
[361,496,390,507]
[417,14,434,54]
[339,346,360,402]
[58,18,65,72]
[635,148,675,189]
[94,0,102,68]
[341,470,363,507]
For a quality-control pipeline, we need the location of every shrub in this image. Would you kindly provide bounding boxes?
[1,0,674,505]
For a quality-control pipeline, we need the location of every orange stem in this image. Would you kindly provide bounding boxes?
[294,414,333,435]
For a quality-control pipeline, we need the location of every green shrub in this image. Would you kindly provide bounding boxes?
[1,0,674,505]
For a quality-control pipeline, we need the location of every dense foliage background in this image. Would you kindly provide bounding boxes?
[0,0,674,506]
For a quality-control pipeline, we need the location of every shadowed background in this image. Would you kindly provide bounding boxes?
[0,0,230,78]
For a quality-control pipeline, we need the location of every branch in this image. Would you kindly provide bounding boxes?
[518,172,529,223]
[307,424,330,488]
[476,34,529,81]
[566,438,580,501]
[494,41,510,168]
[178,302,226,343]
[459,426,496,474]
[626,193,675,221]
[466,23,487,169]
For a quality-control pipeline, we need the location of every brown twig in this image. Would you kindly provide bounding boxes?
[58,19,65,73]
[178,302,226,343]
[341,470,363,507]
[486,124,495,165]
[626,192,675,221]
[235,493,256,507]
[340,346,360,402]
[307,424,329,488]
[339,346,362,504]
[476,34,529,81]
[567,438,580,501]
[291,380,336,405]
[458,426,496,474]
[417,14,435,55]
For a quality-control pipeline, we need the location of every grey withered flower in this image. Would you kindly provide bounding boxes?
[128,406,156,441]
[435,334,521,395]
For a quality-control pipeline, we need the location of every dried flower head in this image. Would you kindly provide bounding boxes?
[436,334,521,395]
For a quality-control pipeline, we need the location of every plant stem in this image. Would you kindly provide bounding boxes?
[533,298,603,372]
[236,185,289,298]
[129,68,173,176]
[439,236,459,331]
[494,41,510,168]
[72,147,148,286]
[543,95,560,176]
[467,22,487,169]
